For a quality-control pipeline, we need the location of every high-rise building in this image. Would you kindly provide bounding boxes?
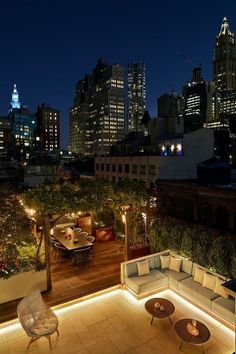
[157,92,184,135]
[127,62,146,133]
[69,59,125,156]
[36,103,60,151]
[69,75,91,156]
[0,116,11,159]
[183,67,216,132]
[10,107,37,162]
[10,84,21,110]
[158,92,182,118]
[213,17,236,92]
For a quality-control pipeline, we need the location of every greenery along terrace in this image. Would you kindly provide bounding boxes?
[0,192,45,279]
[1,178,236,284]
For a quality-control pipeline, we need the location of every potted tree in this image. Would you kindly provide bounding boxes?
[108,178,151,259]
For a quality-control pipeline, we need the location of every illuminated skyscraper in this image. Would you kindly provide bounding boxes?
[10,107,37,161]
[69,59,125,156]
[213,17,236,92]
[36,103,60,151]
[128,62,146,133]
[10,84,21,110]
[0,116,11,159]
[183,67,216,132]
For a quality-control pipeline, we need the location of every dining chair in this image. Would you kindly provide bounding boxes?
[85,236,95,256]
[78,231,88,239]
[54,243,70,263]
[72,247,91,265]
[17,290,59,350]
[50,238,59,259]
[73,227,82,234]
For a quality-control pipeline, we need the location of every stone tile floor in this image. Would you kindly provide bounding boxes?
[0,289,234,354]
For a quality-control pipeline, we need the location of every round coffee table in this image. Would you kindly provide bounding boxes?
[174,318,210,353]
[145,298,175,325]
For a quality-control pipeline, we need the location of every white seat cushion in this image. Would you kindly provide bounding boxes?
[30,309,58,336]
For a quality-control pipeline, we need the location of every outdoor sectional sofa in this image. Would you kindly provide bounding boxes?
[120,250,235,327]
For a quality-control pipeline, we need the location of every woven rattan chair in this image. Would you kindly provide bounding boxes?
[17,290,59,350]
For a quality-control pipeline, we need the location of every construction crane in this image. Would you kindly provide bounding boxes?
[180,54,202,69]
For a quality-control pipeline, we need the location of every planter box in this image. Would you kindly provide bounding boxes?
[79,215,92,234]
[0,270,47,304]
[129,245,150,259]
[95,226,115,242]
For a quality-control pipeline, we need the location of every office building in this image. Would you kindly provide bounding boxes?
[213,17,236,92]
[157,92,184,135]
[183,67,216,132]
[0,116,11,159]
[10,106,37,162]
[69,75,91,156]
[127,62,146,133]
[158,92,182,118]
[69,59,125,156]
[36,103,60,151]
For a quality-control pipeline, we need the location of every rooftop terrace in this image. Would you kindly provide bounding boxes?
[0,288,234,354]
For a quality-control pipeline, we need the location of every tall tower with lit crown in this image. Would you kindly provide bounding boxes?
[11,84,21,110]
[213,17,236,91]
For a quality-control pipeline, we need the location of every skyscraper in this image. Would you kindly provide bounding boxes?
[69,59,125,156]
[127,62,146,133]
[157,92,184,135]
[10,106,37,162]
[69,75,90,156]
[213,17,236,92]
[10,84,21,110]
[36,103,60,152]
[183,67,216,132]
[0,116,11,159]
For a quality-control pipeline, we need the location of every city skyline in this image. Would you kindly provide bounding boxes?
[1,1,236,148]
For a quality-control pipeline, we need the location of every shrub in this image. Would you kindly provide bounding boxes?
[209,237,230,276]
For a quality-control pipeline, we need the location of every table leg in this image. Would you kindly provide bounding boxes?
[202,345,206,354]
[179,341,183,351]
[168,316,172,325]
[151,316,154,325]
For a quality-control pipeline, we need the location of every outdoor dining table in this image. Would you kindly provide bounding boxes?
[52,228,93,251]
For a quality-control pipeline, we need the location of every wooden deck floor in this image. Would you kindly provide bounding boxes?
[0,240,124,324]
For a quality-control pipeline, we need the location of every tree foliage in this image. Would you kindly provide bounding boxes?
[0,194,34,259]
[0,193,40,278]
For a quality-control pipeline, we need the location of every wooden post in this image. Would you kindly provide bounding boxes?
[43,215,52,291]
[124,208,130,261]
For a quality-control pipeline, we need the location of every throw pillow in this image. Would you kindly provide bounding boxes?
[160,255,171,269]
[202,272,216,291]
[214,277,229,299]
[137,260,150,276]
[193,267,205,284]
[169,257,182,272]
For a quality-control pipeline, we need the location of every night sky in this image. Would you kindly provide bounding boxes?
[1,0,236,148]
